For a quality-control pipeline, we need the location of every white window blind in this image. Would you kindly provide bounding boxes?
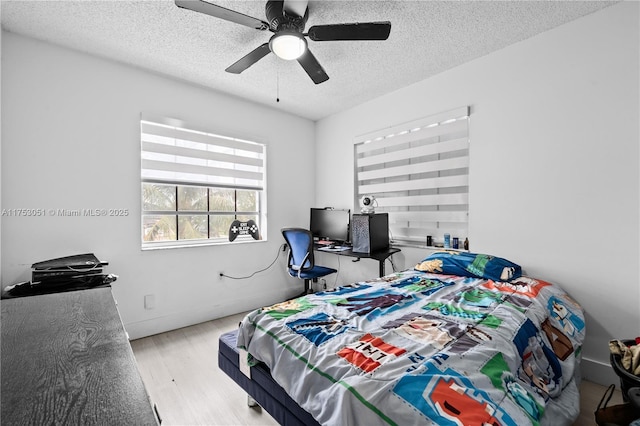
[354,106,470,246]
[141,117,264,190]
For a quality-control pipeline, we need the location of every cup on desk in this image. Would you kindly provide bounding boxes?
[426,236,433,246]
[453,237,459,249]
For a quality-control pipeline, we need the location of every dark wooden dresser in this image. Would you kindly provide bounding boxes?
[1,286,159,425]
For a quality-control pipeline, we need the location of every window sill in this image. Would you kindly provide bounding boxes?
[390,241,468,252]
[141,238,267,251]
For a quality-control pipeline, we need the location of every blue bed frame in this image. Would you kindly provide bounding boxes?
[218,330,320,426]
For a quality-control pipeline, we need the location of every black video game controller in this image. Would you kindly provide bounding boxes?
[246,220,260,240]
[228,219,260,242]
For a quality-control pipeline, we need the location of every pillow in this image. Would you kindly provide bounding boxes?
[415,251,522,282]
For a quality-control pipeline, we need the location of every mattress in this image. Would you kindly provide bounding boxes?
[218,329,319,426]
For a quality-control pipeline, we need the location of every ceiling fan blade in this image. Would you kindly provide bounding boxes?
[297,49,329,84]
[283,0,308,18]
[225,43,271,74]
[175,0,270,31]
[307,22,391,41]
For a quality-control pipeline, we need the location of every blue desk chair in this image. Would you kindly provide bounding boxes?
[282,228,336,295]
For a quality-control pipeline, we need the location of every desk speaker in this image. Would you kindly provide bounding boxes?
[352,213,389,253]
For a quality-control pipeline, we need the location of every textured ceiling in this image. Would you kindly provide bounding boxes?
[1,0,617,121]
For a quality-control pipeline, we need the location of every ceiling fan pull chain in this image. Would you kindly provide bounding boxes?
[276,64,280,103]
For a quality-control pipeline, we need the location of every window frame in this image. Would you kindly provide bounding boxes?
[140,115,266,249]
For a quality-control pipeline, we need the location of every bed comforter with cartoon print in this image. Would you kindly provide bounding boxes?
[237,268,585,426]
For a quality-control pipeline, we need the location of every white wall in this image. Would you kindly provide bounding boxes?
[1,33,316,338]
[315,1,639,386]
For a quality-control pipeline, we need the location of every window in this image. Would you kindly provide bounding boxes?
[141,115,266,248]
[354,106,469,247]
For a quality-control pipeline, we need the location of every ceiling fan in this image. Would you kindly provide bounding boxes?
[174,0,391,84]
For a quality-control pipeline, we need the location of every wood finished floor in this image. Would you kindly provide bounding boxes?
[131,312,623,426]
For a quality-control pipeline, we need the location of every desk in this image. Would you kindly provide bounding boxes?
[316,245,400,277]
[1,287,159,425]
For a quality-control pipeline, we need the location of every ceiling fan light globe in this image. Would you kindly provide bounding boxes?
[270,33,307,60]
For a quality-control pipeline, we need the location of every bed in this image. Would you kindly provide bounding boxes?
[220,251,585,426]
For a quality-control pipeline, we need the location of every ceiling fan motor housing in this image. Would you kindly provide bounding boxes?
[266,0,308,33]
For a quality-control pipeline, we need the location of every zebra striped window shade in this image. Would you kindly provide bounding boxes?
[141,116,265,191]
[354,106,470,247]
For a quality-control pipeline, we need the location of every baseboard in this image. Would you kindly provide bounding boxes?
[581,356,619,387]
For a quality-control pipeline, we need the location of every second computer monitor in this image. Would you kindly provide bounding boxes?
[309,208,350,244]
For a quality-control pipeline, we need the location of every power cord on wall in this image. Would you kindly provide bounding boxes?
[219,243,287,280]
[388,254,397,273]
[331,255,341,289]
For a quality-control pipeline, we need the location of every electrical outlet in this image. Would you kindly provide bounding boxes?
[144,294,155,310]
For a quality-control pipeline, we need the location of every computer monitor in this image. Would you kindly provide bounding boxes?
[309,208,351,243]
